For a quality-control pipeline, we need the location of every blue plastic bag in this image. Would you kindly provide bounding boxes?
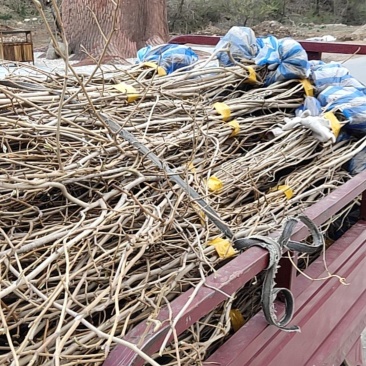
[345,147,366,175]
[137,44,199,75]
[309,60,325,68]
[318,86,366,135]
[255,36,280,68]
[342,105,366,135]
[310,62,365,92]
[295,96,322,117]
[255,37,310,85]
[213,26,259,67]
[317,86,365,107]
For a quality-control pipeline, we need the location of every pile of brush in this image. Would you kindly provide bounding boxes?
[0,58,364,366]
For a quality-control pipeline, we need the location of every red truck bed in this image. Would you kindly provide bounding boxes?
[103,37,366,366]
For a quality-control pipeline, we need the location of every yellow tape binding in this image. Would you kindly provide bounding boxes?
[245,66,257,84]
[323,111,342,138]
[270,185,294,200]
[207,176,223,192]
[142,62,167,76]
[230,309,245,332]
[213,102,231,122]
[113,83,140,103]
[227,119,240,137]
[208,237,236,259]
[192,203,206,225]
[300,79,314,97]
[186,161,197,173]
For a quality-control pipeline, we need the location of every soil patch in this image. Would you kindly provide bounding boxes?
[1,6,366,63]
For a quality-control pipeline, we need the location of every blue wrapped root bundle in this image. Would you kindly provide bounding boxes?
[213,27,310,85]
[305,61,366,137]
[287,60,366,140]
[310,61,365,92]
[255,37,310,85]
[137,44,199,75]
[213,26,259,66]
[345,147,366,175]
[318,86,366,136]
[295,96,322,117]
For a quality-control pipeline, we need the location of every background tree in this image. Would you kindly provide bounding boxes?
[60,0,168,60]
[168,0,286,34]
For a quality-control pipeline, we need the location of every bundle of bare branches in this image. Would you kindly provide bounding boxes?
[0,57,364,366]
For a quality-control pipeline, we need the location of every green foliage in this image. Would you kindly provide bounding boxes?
[167,0,366,33]
[168,0,286,33]
[340,0,366,25]
[289,0,366,25]
[0,13,12,21]
[224,0,284,24]
[168,0,224,33]
[17,5,27,18]
[3,0,37,18]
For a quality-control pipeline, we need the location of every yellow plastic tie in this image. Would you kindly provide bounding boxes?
[207,176,223,192]
[192,203,206,225]
[323,111,342,138]
[300,79,314,97]
[113,83,140,103]
[208,237,236,258]
[142,61,157,69]
[186,161,197,173]
[213,102,231,122]
[227,119,240,137]
[270,185,294,200]
[245,66,257,84]
[229,309,245,332]
[141,62,167,76]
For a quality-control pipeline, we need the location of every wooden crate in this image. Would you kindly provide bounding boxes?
[0,30,34,63]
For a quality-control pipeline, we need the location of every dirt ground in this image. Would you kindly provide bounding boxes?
[0,2,53,50]
[1,3,366,58]
[200,20,366,62]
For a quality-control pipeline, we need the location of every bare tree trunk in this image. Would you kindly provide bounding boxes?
[43,0,63,37]
[61,0,168,60]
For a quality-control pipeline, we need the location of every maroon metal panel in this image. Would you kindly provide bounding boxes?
[361,190,366,221]
[307,51,322,60]
[300,40,366,55]
[205,222,366,366]
[169,35,366,59]
[307,291,366,366]
[103,247,269,366]
[288,171,366,241]
[292,224,360,298]
[169,35,220,46]
[274,253,297,291]
[104,171,366,366]
[344,337,365,366]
